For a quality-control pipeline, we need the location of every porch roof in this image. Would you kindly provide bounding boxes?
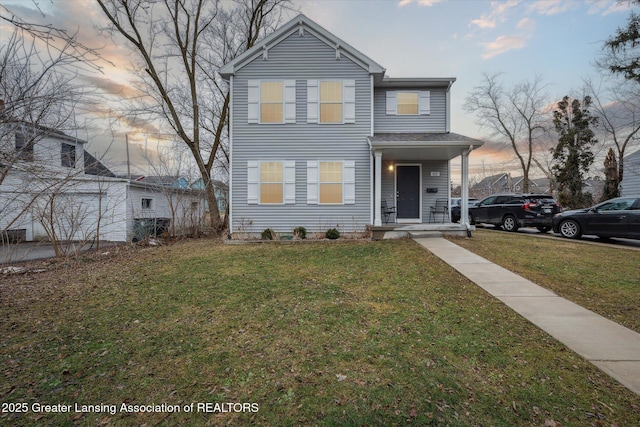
[368,132,484,160]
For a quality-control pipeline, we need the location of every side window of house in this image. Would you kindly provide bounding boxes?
[141,198,153,210]
[247,80,295,124]
[307,80,355,124]
[306,160,355,205]
[61,143,76,168]
[386,90,430,115]
[247,161,295,205]
[15,133,34,160]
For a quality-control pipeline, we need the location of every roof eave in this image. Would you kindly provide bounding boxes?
[219,14,386,80]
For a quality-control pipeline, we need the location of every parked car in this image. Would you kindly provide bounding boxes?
[450,197,480,223]
[469,193,561,232]
[552,196,640,240]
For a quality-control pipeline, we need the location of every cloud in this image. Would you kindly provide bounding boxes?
[481,34,527,59]
[79,75,143,99]
[470,0,521,29]
[397,0,443,7]
[526,0,576,16]
[516,17,535,32]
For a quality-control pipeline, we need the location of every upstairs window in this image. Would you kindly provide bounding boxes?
[397,92,419,115]
[319,82,343,124]
[307,80,355,124]
[260,81,284,123]
[61,143,76,168]
[386,90,430,115]
[247,80,296,124]
[15,133,34,161]
[142,198,153,210]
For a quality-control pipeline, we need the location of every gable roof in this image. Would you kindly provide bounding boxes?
[219,14,386,80]
[84,151,116,177]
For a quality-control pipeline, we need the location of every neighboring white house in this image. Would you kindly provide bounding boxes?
[621,149,640,197]
[0,122,205,243]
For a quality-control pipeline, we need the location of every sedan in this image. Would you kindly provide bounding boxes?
[553,196,640,240]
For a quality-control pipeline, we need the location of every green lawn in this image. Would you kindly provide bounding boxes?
[448,229,640,333]
[1,239,639,426]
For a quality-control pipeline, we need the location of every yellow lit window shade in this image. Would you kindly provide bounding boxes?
[320,81,342,102]
[261,104,283,123]
[260,162,283,203]
[320,184,342,204]
[260,184,283,204]
[397,92,418,115]
[319,162,343,204]
[320,104,343,123]
[261,82,283,123]
[261,82,283,102]
[319,81,343,123]
[320,162,343,182]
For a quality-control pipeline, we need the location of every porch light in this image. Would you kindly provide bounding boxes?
[388,164,394,172]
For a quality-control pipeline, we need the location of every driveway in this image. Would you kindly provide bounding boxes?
[0,241,120,264]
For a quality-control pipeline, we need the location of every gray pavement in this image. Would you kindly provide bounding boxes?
[414,236,640,396]
[0,241,119,264]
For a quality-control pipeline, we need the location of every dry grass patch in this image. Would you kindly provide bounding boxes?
[1,239,639,426]
[448,230,640,333]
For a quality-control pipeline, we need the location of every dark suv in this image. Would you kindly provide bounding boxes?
[469,194,561,232]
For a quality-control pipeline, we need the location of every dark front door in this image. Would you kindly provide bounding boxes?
[396,165,420,220]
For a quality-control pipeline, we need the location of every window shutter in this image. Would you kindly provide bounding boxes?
[419,91,431,115]
[307,80,318,123]
[284,160,296,204]
[343,80,356,124]
[247,161,259,204]
[307,160,318,204]
[247,80,260,123]
[284,80,296,124]
[343,160,355,205]
[386,91,397,115]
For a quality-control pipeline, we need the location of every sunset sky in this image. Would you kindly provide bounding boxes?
[2,0,637,181]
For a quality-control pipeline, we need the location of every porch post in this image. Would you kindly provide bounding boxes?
[460,147,470,225]
[374,150,382,226]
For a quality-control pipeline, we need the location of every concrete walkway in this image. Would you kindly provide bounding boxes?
[414,237,640,396]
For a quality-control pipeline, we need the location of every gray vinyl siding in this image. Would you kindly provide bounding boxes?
[231,31,372,234]
[374,88,447,133]
[380,159,449,223]
[621,150,640,197]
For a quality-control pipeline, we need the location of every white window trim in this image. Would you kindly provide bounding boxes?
[248,80,296,124]
[307,160,355,205]
[307,80,355,124]
[386,90,430,116]
[247,160,296,205]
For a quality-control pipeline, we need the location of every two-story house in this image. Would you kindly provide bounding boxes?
[220,14,483,238]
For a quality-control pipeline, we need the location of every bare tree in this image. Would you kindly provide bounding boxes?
[95,0,292,235]
[584,77,640,190]
[464,73,551,193]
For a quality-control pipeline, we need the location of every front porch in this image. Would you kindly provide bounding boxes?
[369,132,484,232]
[370,223,473,240]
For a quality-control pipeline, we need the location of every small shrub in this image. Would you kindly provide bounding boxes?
[325,228,340,240]
[293,226,307,239]
[261,228,276,240]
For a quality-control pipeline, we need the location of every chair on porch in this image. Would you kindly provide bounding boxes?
[429,198,449,223]
[381,200,396,224]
